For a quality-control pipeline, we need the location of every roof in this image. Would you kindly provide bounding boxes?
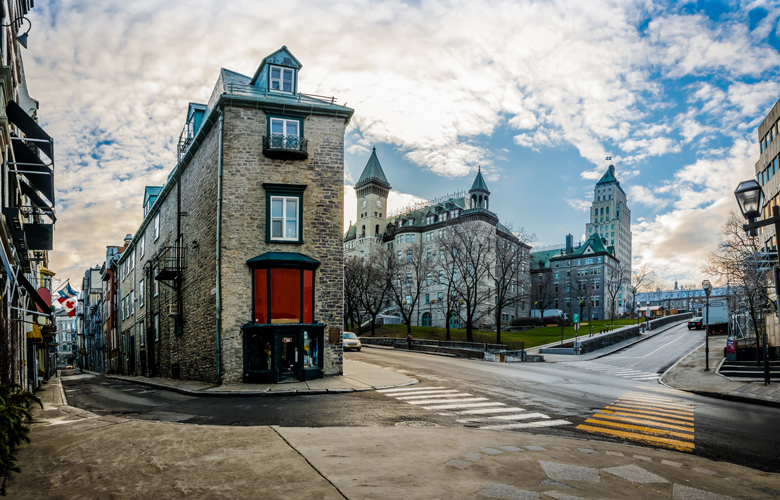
[356,148,391,189]
[250,46,303,86]
[470,167,489,193]
[530,249,563,270]
[144,186,162,207]
[596,164,618,186]
[344,224,357,240]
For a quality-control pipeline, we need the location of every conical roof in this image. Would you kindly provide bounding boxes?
[355,147,391,189]
[596,164,618,186]
[470,167,489,193]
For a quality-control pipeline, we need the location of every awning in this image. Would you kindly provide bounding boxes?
[246,251,321,269]
[6,100,54,160]
[17,269,52,315]
[27,323,43,343]
[10,139,54,203]
[19,180,55,220]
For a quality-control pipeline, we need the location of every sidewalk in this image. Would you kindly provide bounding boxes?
[528,320,687,363]
[661,336,780,407]
[101,358,418,396]
[12,373,780,499]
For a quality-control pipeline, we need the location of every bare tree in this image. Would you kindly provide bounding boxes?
[629,263,656,317]
[360,250,392,336]
[529,270,556,322]
[385,237,434,335]
[703,212,770,359]
[344,256,368,331]
[605,264,628,322]
[438,221,496,342]
[492,226,533,344]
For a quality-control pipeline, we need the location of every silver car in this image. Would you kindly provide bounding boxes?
[343,332,362,351]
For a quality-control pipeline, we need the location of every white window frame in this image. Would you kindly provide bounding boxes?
[269,65,294,94]
[139,279,145,307]
[139,320,145,347]
[139,235,145,258]
[154,314,159,342]
[269,195,299,241]
[153,279,159,297]
[269,117,300,139]
[154,213,160,241]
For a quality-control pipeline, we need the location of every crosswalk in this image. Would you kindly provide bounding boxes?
[561,361,661,382]
[577,390,695,453]
[378,386,571,430]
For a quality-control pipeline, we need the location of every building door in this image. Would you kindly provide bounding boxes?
[448,312,458,330]
[279,334,300,382]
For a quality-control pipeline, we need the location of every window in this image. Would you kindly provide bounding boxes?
[406,234,410,243]
[426,273,431,286]
[139,280,144,307]
[421,312,431,326]
[427,249,432,261]
[397,250,402,262]
[153,279,159,297]
[425,293,430,304]
[264,184,306,243]
[406,274,412,286]
[269,65,294,93]
[139,320,145,347]
[154,213,160,241]
[410,234,416,243]
[139,235,145,258]
[437,292,443,301]
[405,295,412,305]
[406,250,413,263]
[154,314,159,342]
[438,270,444,284]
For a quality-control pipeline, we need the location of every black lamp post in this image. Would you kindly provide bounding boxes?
[734,179,773,385]
[702,279,712,372]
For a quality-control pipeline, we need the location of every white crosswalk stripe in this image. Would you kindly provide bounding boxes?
[379,386,571,430]
[561,361,661,382]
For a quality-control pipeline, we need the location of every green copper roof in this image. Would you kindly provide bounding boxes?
[470,167,489,193]
[355,148,391,189]
[596,164,618,186]
[246,252,320,269]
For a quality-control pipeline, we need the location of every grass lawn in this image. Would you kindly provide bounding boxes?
[356,318,642,350]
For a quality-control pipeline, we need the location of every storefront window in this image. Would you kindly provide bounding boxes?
[249,252,319,325]
[303,331,319,368]
[271,268,302,323]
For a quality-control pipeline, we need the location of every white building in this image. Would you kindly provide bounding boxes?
[585,163,632,280]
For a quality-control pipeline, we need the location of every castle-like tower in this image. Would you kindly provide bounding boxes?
[585,163,632,280]
[351,147,391,256]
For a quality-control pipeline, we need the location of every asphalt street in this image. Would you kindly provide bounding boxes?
[61,322,780,473]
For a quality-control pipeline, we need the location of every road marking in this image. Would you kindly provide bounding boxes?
[481,419,571,430]
[561,361,661,381]
[641,386,692,396]
[639,333,689,358]
[406,398,488,405]
[487,412,550,421]
[578,391,695,452]
[456,407,525,415]
[378,387,446,393]
[396,393,472,400]
[423,402,506,410]
[381,389,461,397]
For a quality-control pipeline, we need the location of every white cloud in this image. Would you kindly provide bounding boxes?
[628,185,669,210]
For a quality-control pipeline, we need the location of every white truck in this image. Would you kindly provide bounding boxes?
[703,301,729,334]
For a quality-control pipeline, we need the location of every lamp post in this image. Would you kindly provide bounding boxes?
[702,279,712,372]
[734,179,773,385]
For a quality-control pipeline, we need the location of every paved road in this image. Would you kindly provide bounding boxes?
[61,323,780,472]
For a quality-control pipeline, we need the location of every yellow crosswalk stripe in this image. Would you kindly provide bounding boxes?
[584,418,694,440]
[576,424,695,452]
[605,403,694,417]
[593,412,694,432]
[597,409,693,426]
[579,391,695,453]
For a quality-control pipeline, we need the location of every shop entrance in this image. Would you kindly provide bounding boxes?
[279,334,299,382]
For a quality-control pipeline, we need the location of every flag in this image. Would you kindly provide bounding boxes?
[56,283,77,305]
[606,156,612,161]
[62,297,77,318]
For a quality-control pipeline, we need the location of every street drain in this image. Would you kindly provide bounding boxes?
[395,421,438,427]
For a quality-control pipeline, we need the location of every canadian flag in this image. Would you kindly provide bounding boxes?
[62,298,77,318]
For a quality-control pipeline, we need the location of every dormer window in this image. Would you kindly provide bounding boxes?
[270,65,294,93]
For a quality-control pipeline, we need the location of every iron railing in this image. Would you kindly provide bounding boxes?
[262,134,308,159]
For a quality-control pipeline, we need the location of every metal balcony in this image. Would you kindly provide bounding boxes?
[262,134,308,160]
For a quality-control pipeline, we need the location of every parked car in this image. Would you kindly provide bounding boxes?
[688,317,703,330]
[343,332,362,351]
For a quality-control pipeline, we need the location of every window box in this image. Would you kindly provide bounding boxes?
[263,117,307,160]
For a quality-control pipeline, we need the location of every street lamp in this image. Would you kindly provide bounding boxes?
[702,279,712,372]
[734,179,774,385]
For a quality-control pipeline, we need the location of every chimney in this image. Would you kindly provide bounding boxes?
[565,233,573,254]
[124,234,132,246]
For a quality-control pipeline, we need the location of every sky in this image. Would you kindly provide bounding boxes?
[20,0,780,290]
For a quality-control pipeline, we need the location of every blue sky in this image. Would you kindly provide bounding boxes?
[19,0,780,288]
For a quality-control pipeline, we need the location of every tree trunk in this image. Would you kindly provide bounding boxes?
[496,318,502,345]
[406,321,412,335]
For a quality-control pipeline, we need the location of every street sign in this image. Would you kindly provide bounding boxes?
[574,323,580,332]
[573,313,580,323]
[709,302,724,307]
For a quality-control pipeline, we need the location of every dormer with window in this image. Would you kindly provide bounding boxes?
[250,45,301,95]
[143,186,163,218]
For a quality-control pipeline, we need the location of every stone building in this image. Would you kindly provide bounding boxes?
[344,152,530,329]
[117,47,353,385]
[0,0,58,389]
[586,163,632,279]
[54,309,76,367]
[755,96,780,253]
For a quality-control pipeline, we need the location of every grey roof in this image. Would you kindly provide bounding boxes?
[470,167,489,193]
[355,148,391,189]
[597,164,618,186]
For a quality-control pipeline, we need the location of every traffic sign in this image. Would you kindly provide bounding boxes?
[574,323,580,332]
[573,313,580,323]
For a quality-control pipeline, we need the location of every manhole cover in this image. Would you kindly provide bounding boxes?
[395,421,438,427]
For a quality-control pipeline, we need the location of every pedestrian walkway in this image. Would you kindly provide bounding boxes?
[377,385,571,430]
[661,336,780,407]
[13,375,780,499]
[102,358,417,396]
[561,360,661,382]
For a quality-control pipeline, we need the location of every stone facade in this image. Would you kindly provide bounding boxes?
[117,47,353,385]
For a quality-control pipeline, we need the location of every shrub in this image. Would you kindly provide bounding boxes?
[509,317,544,327]
[0,384,42,496]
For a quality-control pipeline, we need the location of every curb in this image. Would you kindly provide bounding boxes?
[103,374,419,398]
[659,342,780,409]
